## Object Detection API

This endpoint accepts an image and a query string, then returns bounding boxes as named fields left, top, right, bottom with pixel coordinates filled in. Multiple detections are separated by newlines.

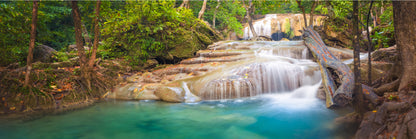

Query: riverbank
left=0, top=58, right=150, bottom=119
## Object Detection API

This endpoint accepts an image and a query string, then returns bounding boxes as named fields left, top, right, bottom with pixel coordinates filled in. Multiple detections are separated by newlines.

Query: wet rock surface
left=108, top=40, right=395, bottom=107
left=108, top=41, right=323, bottom=102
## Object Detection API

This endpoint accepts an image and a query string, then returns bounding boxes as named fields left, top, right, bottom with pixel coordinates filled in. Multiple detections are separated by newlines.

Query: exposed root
left=374, top=79, right=400, bottom=96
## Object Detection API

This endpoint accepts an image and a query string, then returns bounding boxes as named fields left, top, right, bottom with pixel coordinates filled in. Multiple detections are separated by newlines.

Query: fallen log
left=303, top=27, right=379, bottom=108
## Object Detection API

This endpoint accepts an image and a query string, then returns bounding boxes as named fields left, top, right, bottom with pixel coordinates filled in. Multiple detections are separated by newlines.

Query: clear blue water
left=0, top=85, right=345, bottom=139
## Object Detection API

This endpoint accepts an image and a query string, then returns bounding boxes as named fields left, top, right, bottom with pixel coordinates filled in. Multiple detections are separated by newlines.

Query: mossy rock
left=164, top=22, right=222, bottom=61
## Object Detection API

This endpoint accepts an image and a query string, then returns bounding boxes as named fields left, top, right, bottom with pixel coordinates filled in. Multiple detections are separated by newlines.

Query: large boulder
left=154, top=86, right=184, bottom=103
left=33, top=45, right=56, bottom=63
left=164, top=22, right=222, bottom=62
left=107, top=84, right=160, bottom=100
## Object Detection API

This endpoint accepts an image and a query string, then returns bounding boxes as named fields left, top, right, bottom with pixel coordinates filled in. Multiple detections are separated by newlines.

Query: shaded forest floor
left=0, top=58, right=160, bottom=120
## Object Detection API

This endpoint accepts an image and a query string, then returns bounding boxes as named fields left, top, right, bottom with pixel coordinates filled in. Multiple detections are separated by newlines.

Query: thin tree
left=295, top=0, right=308, bottom=27
left=242, top=0, right=257, bottom=38
left=179, top=0, right=189, bottom=9
left=71, top=1, right=89, bottom=89
left=352, top=0, right=366, bottom=116
left=212, top=0, right=221, bottom=28
left=392, top=1, right=416, bottom=92
left=71, top=1, right=101, bottom=91
left=366, top=1, right=374, bottom=85
left=24, top=1, right=39, bottom=87
left=198, top=0, right=208, bottom=20
left=309, top=0, right=317, bottom=27
left=88, top=0, right=101, bottom=69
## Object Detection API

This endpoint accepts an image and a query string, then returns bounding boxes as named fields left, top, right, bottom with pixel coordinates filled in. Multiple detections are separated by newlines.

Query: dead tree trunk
left=198, top=0, right=208, bottom=20
left=303, top=27, right=379, bottom=108
left=24, top=1, right=39, bottom=87
left=393, top=1, right=416, bottom=92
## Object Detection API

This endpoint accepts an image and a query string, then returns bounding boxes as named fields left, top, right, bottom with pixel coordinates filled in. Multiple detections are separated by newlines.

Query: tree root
left=374, top=79, right=400, bottom=96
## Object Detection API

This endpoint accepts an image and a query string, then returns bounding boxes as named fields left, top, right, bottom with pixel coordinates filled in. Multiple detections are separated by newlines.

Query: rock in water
left=154, top=86, right=184, bottom=103
left=33, top=45, right=56, bottom=63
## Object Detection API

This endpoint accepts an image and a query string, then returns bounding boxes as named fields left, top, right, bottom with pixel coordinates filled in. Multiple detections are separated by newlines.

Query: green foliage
left=331, top=1, right=352, bottom=18
left=371, top=4, right=394, bottom=49
left=101, top=1, right=217, bottom=65
left=283, top=18, right=294, bottom=39
left=0, top=1, right=32, bottom=66
left=0, top=1, right=74, bottom=66
left=188, top=1, right=245, bottom=36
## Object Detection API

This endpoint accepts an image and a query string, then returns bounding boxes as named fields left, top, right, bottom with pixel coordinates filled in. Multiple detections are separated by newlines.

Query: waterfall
left=243, top=14, right=276, bottom=39
left=242, top=14, right=325, bottom=41
left=199, top=41, right=321, bottom=100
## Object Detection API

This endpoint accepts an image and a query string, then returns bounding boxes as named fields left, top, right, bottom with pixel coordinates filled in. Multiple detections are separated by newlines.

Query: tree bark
left=393, top=1, right=416, bottom=92
left=243, top=0, right=257, bottom=38
left=198, top=0, right=208, bottom=20
left=88, top=0, right=100, bottom=69
left=352, top=1, right=367, bottom=116
left=367, top=1, right=374, bottom=85
left=303, top=27, right=379, bottom=108
left=212, top=0, right=220, bottom=28
left=81, top=22, right=92, bottom=49
left=24, top=1, right=39, bottom=87
left=296, top=0, right=308, bottom=27
left=71, top=1, right=89, bottom=89
left=179, top=0, right=189, bottom=9
left=309, top=0, right=317, bottom=27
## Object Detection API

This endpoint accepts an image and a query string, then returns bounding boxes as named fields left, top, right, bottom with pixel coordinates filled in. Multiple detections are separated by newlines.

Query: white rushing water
left=199, top=41, right=322, bottom=100
left=244, top=14, right=277, bottom=39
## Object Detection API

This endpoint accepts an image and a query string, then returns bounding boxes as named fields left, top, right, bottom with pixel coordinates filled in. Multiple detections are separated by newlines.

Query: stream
left=0, top=89, right=346, bottom=139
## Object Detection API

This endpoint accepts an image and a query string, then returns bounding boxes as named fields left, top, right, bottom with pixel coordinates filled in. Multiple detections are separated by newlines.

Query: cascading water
left=244, top=14, right=276, bottom=39
left=242, top=14, right=325, bottom=41
left=197, top=41, right=322, bottom=100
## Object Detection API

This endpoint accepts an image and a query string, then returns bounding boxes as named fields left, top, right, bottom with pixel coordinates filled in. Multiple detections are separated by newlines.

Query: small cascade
left=199, top=60, right=321, bottom=100
left=302, top=48, right=309, bottom=59
left=244, top=14, right=276, bottom=39
left=198, top=41, right=321, bottom=100
left=242, top=14, right=325, bottom=41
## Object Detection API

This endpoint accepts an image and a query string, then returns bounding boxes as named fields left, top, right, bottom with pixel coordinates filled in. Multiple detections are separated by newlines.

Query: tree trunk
left=81, top=22, right=92, bottom=49
left=71, top=1, right=90, bottom=89
left=393, top=1, right=416, bottom=92
left=198, top=0, right=208, bottom=20
left=367, top=1, right=374, bottom=85
left=212, top=0, right=220, bottom=28
left=352, top=1, right=367, bottom=116
left=243, top=0, right=257, bottom=38
left=309, top=1, right=317, bottom=27
left=371, top=11, right=376, bottom=28
left=180, top=0, right=189, bottom=9
left=88, top=0, right=100, bottom=69
left=303, top=28, right=379, bottom=108
left=24, top=1, right=39, bottom=87
left=296, top=0, right=308, bottom=27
